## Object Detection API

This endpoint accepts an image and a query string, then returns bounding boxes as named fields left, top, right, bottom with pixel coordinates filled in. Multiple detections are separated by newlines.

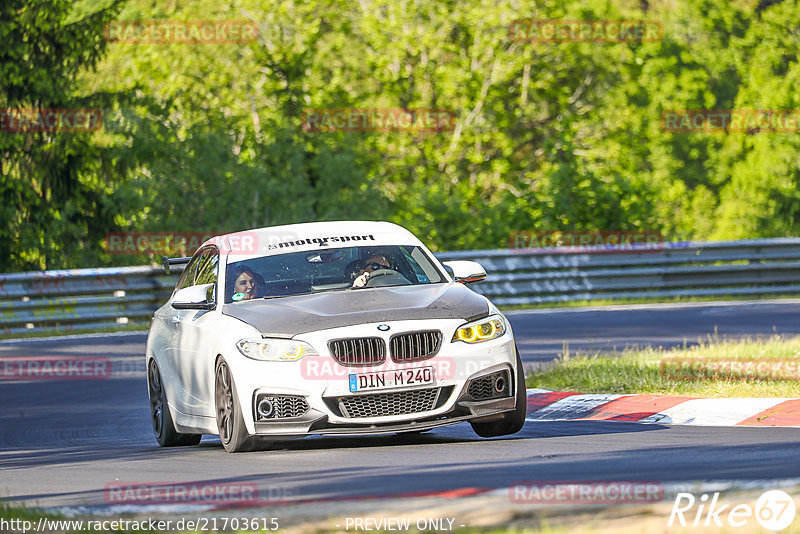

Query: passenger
left=229, top=266, right=265, bottom=300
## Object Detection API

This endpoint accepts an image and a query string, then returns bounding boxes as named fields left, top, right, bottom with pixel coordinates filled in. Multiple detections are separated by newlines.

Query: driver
left=351, top=254, right=391, bottom=288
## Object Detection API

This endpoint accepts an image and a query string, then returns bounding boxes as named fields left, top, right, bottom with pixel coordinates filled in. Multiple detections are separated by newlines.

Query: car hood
left=221, top=283, right=489, bottom=337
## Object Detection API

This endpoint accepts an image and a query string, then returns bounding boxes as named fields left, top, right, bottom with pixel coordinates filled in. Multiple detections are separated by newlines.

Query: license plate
left=349, top=366, right=434, bottom=392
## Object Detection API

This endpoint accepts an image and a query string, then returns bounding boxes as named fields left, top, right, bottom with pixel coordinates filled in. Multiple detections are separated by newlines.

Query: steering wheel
left=363, top=268, right=411, bottom=288
left=365, top=268, right=395, bottom=279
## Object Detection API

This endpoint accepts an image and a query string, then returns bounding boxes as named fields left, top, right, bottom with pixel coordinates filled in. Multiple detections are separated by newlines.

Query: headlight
left=236, top=338, right=318, bottom=361
left=452, top=315, right=507, bottom=343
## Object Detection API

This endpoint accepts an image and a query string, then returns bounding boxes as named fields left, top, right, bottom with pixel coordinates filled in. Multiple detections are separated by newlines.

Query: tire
left=470, top=347, right=527, bottom=438
left=215, top=358, right=260, bottom=453
left=147, top=359, right=202, bottom=447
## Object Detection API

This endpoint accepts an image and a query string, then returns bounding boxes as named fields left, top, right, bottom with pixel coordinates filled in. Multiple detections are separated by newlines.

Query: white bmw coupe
left=146, top=221, right=526, bottom=452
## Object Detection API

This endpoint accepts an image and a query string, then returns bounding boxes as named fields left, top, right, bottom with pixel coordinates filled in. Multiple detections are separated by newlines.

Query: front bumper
left=224, top=318, right=519, bottom=436
left=251, top=376, right=518, bottom=437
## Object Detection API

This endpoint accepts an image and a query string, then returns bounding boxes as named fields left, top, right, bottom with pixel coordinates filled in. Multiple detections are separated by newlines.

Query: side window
left=176, top=252, right=203, bottom=291
left=175, top=247, right=218, bottom=292
left=195, top=249, right=219, bottom=301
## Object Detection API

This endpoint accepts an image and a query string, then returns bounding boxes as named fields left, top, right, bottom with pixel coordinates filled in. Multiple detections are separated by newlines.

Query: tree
left=0, top=0, right=132, bottom=271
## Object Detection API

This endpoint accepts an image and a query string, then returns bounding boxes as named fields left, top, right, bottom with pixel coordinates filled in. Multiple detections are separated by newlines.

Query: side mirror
left=172, top=283, right=216, bottom=310
left=441, top=260, right=487, bottom=284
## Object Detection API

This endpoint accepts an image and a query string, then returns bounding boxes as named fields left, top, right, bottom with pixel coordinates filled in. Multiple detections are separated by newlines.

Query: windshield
left=224, top=245, right=445, bottom=303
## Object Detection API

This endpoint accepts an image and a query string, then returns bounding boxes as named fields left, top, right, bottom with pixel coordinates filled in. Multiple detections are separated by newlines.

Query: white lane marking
left=638, top=398, right=790, bottom=427
left=526, top=391, right=800, bottom=427
left=526, top=388, right=551, bottom=395
left=527, top=393, right=628, bottom=421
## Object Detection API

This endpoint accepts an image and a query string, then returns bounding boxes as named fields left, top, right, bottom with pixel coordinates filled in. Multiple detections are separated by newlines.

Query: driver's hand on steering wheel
left=352, top=271, right=371, bottom=288
left=351, top=255, right=390, bottom=288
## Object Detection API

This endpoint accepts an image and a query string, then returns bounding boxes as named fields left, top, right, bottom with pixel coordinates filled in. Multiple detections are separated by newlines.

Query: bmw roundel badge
left=377, top=324, right=390, bottom=331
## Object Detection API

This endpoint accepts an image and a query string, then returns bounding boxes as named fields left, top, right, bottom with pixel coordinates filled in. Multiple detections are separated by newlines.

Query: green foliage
left=0, top=0, right=131, bottom=271
left=2, top=0, right=800, bottom=271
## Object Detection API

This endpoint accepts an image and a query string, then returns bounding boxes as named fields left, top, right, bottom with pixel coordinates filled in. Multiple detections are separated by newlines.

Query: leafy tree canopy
left=2, top=0, right=799, bottom=271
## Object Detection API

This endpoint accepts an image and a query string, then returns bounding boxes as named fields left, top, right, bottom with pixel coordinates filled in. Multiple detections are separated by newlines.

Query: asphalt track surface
left=507, top=299, right=800, bottom=361
left=1, top=300, right=799, bottom=511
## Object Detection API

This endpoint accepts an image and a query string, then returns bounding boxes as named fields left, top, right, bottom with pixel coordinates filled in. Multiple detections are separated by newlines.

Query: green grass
left=0, top=501, right=45, bottom=522
left=526, top=335, right=800, bottom=397
left=0, top=502, right=177, bottom=534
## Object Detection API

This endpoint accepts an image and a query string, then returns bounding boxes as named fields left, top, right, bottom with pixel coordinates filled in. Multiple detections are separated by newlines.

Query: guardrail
left=438, top=238, right=800, bottom=306
left=2, top=238, right=799, bottom=335
left=0, top=266, right=179, bottom=335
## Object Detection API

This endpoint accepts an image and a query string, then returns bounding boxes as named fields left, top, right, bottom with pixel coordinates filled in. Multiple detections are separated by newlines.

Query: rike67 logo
left=669, top=490, right=796, bottom=531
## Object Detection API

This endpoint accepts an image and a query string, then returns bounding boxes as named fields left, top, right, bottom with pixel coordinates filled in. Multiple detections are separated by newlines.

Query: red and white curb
left=526, top=389, right=800, bottom=427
